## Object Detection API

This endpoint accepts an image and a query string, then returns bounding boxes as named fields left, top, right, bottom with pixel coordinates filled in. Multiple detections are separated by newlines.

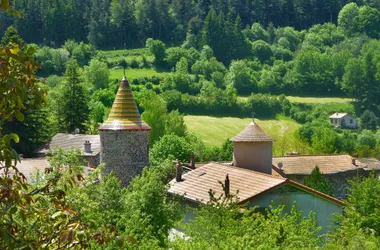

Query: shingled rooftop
left=33, top=133, right=101, bottom=157
left=168, top=162, right=343, bottom=205
left=272, top=154, right=368, bottom=175
left=230, top=121, right=275, bottom=142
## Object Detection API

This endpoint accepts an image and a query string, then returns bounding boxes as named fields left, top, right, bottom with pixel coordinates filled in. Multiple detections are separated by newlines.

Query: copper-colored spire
left=98, top=76, right=151, bottom=131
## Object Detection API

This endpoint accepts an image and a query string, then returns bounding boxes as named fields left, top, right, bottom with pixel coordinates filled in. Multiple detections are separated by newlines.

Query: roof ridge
left=209, top=162, right=286, bottom=180
left=273, top=154, right=351, bottom=158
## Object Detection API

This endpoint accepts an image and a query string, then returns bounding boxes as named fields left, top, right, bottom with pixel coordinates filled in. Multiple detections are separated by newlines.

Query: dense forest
left=1, top=0, right=379, bottom=49
left=1, top=1, right=380, bottom=160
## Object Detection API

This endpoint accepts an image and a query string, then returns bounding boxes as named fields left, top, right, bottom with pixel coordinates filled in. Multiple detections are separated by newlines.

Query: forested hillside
left=2, top=0, right=379, bottom=49
left=1, top=1, right=380, bottom=159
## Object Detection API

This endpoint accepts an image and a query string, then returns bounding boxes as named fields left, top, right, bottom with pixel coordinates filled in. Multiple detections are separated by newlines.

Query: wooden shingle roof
left=99, top=76, right=151, bottom=131
left=272, top=155, right=366, bottom=175
left=168, top=162, right=343, bottom=206
left=168, top=162, right=286, bottom=204
left=230, top=121, right=275, bottom=142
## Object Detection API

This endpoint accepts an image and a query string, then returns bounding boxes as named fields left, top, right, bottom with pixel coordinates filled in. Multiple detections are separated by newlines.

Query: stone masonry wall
left=100, top=130, right=149, bottom=186
left=287, top=169, right=368, bottom=199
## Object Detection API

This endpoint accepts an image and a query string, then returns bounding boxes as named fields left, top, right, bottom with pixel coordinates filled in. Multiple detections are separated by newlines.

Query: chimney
left=190, top=156, right=195, bottom=169
left=84, top=141, right=92, bottom=153
left=224, top=174, right=230, bottom=197
left=176, top=161, right=183, bottom=182
left=277, top=162, right=283, bottom=170
left=352, top=158, right=358, bottom=166
left=19, top=154, right=24, bottom=160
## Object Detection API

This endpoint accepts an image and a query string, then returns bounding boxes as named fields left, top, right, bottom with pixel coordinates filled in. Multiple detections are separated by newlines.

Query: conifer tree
left=61, top=59, right=89, bottom=133
left=303, top=166, right=335, bottom=196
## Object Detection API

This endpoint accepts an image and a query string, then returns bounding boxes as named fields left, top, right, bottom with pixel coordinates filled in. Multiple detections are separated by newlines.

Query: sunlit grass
left=109, top=68, right=167, bottom=81
left=184, top=114, right=310, bottom=155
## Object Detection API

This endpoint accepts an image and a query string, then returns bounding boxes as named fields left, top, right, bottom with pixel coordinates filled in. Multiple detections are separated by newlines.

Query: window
left=350, top=119, right=353, bottom=124
left=330, top=119, right=333, bottom=124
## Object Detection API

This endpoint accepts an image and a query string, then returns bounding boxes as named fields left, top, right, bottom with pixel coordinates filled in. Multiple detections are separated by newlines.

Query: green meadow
left=184, top=114, right=309, bottom=156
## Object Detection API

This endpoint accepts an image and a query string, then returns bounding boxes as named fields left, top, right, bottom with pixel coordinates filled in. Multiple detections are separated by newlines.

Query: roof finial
left=123, top=65, right=126, bottom=79
left=251, top=112, right=255, bottom=122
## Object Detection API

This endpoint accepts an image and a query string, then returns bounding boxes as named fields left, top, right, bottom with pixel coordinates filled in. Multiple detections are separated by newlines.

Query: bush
left=149, top=134, right=193, bottom=165
left=130, top=57, right=140, bottom=69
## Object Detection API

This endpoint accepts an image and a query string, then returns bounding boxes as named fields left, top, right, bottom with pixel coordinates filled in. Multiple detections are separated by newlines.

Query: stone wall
left=100, top=130, right=149, bottom=186
left=83, top=154, right=100, bottom=168
left=286, top=169, right=368, bottom=199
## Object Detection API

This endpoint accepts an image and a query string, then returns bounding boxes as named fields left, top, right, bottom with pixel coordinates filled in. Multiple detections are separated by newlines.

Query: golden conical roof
left=98, top=76, right=151, bottom=131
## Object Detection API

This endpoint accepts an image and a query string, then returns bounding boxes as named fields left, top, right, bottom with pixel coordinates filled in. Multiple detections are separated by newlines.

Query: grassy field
left=184, top=114, right=310, bottom=156
left=238, top=96, right=352, bottom=103
left=109, top=68, right=167, bottom=81
left=286, top=96, right=352, bottom=103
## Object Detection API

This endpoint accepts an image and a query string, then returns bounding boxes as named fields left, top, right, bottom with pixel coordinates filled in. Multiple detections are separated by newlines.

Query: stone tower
left=98, top=76, right=151, bottom=186
left=230, top=120, right=274, bottom=174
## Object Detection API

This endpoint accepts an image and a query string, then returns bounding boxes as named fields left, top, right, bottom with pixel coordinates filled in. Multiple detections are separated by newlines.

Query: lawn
left=238, top=96, right=352, bottom=103
left=109, top=68, right=167, bottom=81
left=184, top=115, right=309, bottom=156
left=286, top=96, right=352, bottom=103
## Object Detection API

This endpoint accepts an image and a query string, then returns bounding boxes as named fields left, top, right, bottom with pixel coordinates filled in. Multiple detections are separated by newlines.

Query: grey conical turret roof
left=230, top=121, right=275, bottom=142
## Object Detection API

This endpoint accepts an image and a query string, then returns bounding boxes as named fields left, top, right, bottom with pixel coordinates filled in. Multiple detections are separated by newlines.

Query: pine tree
left=1, top=25, right=25, bottom=46
left=61, top=59, right=89, bottom=133
left=303, top=166, right=335, bottom=196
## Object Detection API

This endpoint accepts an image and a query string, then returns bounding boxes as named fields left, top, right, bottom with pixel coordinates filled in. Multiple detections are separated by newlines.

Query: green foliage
left=0, top=43, right=45, bottom=121
left=61, top=59, right=89, bottom=133
left=84, top=59, right=110, bottom=90
left=326, top=172, right=380, bottom=248
left=251, top=40, right=273, bottom=63
left=357, top=130, right=377, bottom=148
left=303, top=166, right=335, bottom=196
left=141, top=90, right=187, bottom=146
left=360, top=110, right=378, bottom=131
left=150, top=134, right=193, bottom=165
left=146, top=38, right=166, bottom=67
left=172, top=189, right=321, bottom=249
left=338, top=3, right=360, bottom=37
left=141, top=90, right=169, bottom=145
left=1, top=25, right=24, bottom=46
left=118, top=164, right=181, bottom=248
left=226, top=60, right=257, bottom=95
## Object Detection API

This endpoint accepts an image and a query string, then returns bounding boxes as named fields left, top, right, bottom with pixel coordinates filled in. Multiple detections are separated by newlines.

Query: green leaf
left=10, top=133, right=19, bottom=143
left=52, top=211, right=62, bottom=219
left=1, top=0, right=9, bottom=11
left=14, top=110, right=24, bottom=121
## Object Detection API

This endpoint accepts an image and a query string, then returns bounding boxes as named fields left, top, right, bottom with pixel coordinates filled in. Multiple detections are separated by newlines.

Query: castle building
left=230, top=120, right=274, bottom=174
left=98, top=76, right=151, bottom=186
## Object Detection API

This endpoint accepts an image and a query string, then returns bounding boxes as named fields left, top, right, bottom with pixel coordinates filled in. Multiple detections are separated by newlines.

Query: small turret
left=230, top=120, right=274, bottom=174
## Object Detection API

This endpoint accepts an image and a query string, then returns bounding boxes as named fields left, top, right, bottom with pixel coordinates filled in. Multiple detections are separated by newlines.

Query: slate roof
left=168, top=162, right=343, bottom=205
left=329, top=113, right=349, bottom=119
left=33, top=133, right=100, bottom=156
left=99, top=76, right=151, bottom=131
left=230, top=121, right=275, bottom=142
left=272, top=155, right=366, bottom=175
left=359, top=157, right=380, bottom=170
left=1, top=158, right=49, bottom=181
